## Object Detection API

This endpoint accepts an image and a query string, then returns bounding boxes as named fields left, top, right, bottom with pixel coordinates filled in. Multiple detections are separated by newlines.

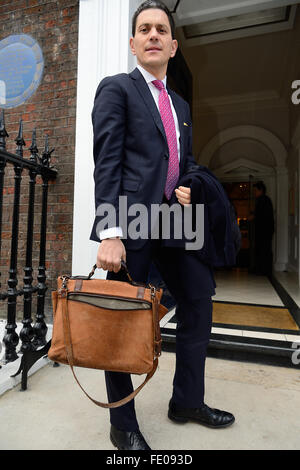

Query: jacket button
left=164, top=154, right=169, bottom=160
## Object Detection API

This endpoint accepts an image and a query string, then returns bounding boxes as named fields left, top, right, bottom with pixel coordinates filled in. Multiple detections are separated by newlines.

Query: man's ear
left=129, top=37, right=136, bottom=56
left=170, top=39, right=178, bottom=58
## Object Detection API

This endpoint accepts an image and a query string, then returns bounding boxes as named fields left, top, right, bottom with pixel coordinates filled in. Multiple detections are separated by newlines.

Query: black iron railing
left=0, top=110, right=57, bottom=387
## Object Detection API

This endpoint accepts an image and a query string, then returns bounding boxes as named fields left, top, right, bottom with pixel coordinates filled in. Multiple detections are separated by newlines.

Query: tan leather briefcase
left=48, top=262, right=168, bottom=408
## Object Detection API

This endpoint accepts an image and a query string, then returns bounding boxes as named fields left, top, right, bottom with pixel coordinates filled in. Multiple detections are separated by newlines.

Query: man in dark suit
left=90, top=0, right=235, bottom=450
left=251, top=181, right=274, bottom=276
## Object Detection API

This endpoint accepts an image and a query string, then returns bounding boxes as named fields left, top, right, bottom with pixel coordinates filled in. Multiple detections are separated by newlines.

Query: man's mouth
left=146, top=47, right=161, bottom=52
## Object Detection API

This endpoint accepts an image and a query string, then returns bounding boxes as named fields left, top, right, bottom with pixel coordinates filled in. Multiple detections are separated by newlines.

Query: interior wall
left=288, top=10, right=300, bottom=273
left=177, top=6, right=300, bottom=272
left=179, top=29, right=292, bottom=160
left=193, top=108, right=289, bottom=162
left=287, top=147, right=300, bottom=271
left=290, top=8, right=300, bottom=140
left=210, top=139, right=276, bottom=170
left=177, top=7, right=300, bottom=161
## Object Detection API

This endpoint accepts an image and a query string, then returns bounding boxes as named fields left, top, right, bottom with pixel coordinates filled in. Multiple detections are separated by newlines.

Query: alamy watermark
left=96, top=196, right=204, bottom=250
left=291, top=80, right=300, bottom=105
left=291, top=341, right=300, bottom=365
left=0, top=80, right=6, bottom=105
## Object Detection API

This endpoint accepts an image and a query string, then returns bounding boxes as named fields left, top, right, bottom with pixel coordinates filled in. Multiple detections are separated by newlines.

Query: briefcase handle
left=88, top=261, right=148, bottom=288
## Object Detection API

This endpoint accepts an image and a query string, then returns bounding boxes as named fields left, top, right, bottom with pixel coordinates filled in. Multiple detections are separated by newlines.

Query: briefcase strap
left=60, top=291, right=159, bottom=409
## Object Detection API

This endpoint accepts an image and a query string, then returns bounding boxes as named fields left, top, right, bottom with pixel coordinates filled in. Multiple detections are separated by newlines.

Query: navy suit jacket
left=89, top=66, right=196, bottom=250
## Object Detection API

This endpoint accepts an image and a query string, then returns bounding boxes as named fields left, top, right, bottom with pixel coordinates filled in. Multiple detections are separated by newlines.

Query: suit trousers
left=105, top=238, right=214, bottom=432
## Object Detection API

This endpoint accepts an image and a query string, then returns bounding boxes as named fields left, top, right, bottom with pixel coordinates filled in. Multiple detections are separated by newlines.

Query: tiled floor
left=213, top=269, right=283, bottom=306
left=160, top=269, right=300, bottom=344
left=274, top=271, right=300, bottom=308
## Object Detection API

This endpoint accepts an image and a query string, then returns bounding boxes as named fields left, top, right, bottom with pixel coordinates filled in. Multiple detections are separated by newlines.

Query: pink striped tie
left=152, top=80, right=179, bottom=200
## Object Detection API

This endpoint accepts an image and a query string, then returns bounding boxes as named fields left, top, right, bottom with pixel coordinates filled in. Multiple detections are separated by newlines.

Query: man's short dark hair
left=132, top=0, right=176, bottom=39
left=253, top=181, right=266, bottom=194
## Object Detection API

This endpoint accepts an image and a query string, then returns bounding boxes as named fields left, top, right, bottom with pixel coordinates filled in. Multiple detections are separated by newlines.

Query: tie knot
left=152, top=80, right=165, bottom=91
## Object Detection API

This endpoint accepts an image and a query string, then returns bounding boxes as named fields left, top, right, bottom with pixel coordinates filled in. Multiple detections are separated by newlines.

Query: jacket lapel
left=130, top=67, right=167, bottom=145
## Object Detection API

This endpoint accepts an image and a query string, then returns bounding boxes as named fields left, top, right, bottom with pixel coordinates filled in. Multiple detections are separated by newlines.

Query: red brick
left=23, top=5, right=42, bottom=15
left=62, top=16, right=72, bottom=25
left=23, top=25, right=32, bottom=33
left=2, top=233, right=11, bottom=240
left=45, top=19, right=56, bottom=29
left=0, top=0, right=79, bottom=315
left=21, top=113, right=31, bottom=122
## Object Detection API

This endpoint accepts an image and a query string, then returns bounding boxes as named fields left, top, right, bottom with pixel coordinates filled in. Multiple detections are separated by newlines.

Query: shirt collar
left=137, top=64, right=167, bottom=88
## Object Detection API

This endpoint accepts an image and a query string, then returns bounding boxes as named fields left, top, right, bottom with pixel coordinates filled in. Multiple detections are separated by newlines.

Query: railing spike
left=41, top=134, right=54, bottom=168
left=0, top=109, right=9, bottom=150
left=29, top=128, right=38, bottom=163
left=15, top=118, right=26, bottom=158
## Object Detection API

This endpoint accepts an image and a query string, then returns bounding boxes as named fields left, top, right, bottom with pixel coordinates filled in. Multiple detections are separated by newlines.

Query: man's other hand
left=97, top=238, right=126, bottom=273
left=175, top=186, right=191, bottom=205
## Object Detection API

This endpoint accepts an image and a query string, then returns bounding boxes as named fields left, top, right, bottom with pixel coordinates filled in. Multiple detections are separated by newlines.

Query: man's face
left=130, top=8, right=178, bottom=71
left=254, top=187, right=263, bottom=198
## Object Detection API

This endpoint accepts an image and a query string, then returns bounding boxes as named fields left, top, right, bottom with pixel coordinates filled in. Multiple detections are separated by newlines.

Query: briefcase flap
left=58, top=277, right=160, bottom=305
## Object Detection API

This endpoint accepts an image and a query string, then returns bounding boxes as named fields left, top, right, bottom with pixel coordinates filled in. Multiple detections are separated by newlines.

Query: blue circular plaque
left=0, top=34, right=44, bottom=109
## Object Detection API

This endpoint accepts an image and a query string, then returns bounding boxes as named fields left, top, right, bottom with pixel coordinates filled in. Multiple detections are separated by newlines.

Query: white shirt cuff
left=99, top=227, right=123, bottom=240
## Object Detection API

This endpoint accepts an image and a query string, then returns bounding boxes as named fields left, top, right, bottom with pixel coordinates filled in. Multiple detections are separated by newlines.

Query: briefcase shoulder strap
left=60, top=291, right=159, bottom=409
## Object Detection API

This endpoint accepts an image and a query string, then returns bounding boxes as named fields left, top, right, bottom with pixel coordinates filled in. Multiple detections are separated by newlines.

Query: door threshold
left=161, top=328, right=300, bottom=369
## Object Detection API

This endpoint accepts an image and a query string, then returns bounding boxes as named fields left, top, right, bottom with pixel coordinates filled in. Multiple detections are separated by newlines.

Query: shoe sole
left=168, top=410, right=235, bottom=428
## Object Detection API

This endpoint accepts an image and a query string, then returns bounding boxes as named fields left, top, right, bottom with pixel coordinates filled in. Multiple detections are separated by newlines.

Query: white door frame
left=72, top=0, right=142, bottom=277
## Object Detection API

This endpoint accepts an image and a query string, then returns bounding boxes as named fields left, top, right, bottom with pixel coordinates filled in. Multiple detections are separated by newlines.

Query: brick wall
left=0, top=0, right=79, bottom=321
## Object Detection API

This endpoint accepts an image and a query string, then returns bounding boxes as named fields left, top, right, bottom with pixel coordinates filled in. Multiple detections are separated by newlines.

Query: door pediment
left=214, top=157, right=275, bottom=180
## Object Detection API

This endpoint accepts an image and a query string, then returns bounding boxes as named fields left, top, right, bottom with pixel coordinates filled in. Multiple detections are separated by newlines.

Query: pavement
left=0, top=351, right=299, bottom=450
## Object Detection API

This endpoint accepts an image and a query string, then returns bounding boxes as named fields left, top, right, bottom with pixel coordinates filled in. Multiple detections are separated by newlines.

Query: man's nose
left=149, top=27, right=159, bottom=40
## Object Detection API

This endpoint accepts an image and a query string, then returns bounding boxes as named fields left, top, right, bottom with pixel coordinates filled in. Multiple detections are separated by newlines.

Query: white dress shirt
left=136, top=64, right=181, bottom=161
left=99, top=64, right=181, bottom=241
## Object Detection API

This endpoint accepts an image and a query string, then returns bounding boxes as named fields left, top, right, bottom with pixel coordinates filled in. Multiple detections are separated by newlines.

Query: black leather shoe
left=168, top=399, right=235, bottom=428
left=110, top=425, right=151, bottom=450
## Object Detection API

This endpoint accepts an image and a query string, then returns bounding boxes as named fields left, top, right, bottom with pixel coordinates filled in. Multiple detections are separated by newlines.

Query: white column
left=72, top=0, right=142, bottom=277
left=274, top=166, right=289, bottom=271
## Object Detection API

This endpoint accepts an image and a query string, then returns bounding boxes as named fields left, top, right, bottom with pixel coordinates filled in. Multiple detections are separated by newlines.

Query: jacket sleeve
left=183, top=102, right=197, bottom=174
left=90, top=76, right=126, bottom=242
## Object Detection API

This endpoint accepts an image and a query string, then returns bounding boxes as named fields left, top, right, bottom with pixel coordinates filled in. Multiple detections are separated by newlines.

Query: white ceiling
left=163, top=0, right=300, bottom=26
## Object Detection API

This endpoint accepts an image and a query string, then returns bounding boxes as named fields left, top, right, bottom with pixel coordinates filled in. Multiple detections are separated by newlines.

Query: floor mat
left=212, top=301, right=299, bottom=330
